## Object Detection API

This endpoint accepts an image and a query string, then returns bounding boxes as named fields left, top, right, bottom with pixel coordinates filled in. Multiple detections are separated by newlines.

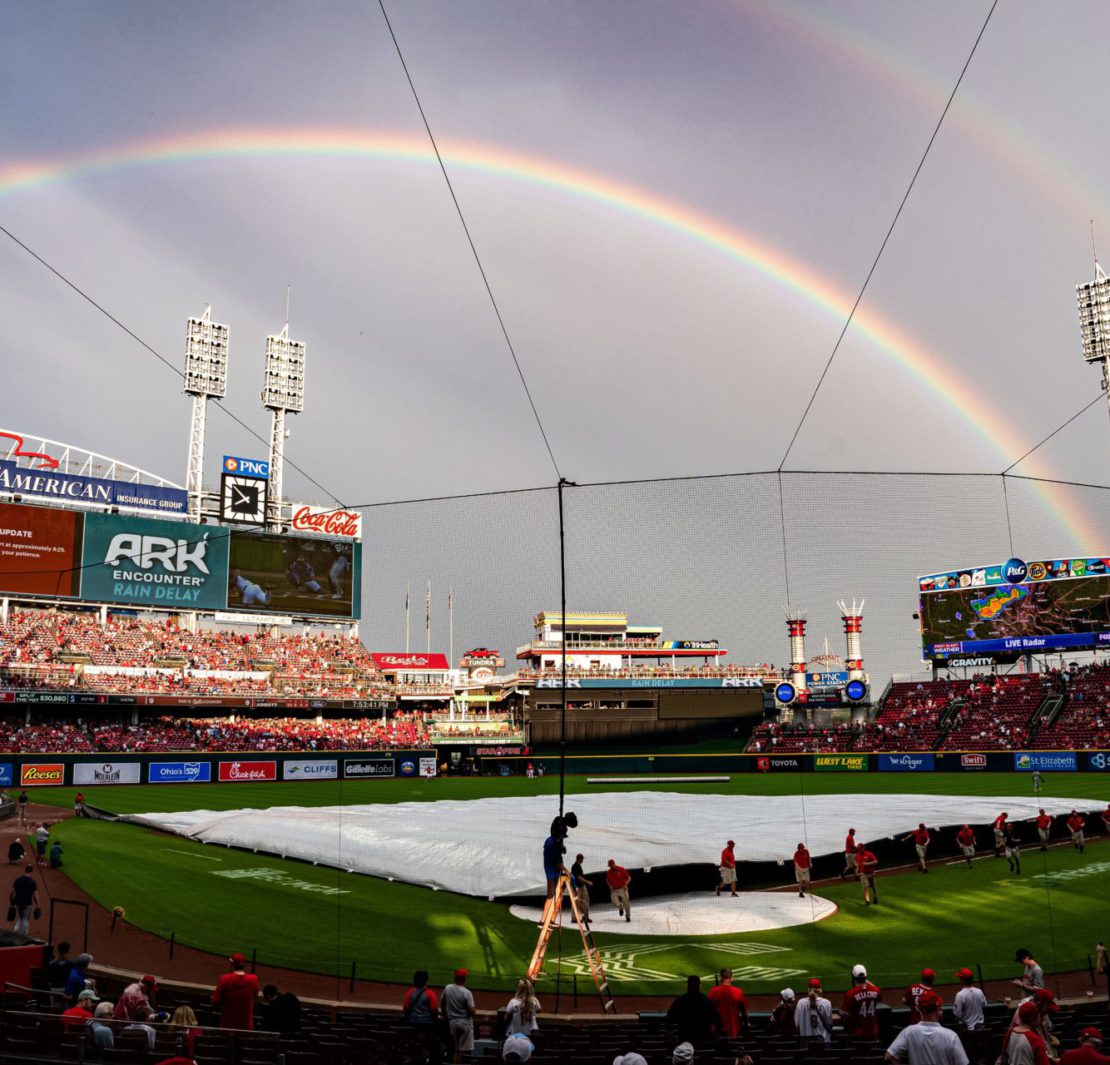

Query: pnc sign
left=222, top=455, right=270, bottom=479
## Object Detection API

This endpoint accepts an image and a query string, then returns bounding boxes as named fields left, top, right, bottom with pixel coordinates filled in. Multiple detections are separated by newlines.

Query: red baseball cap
left=918, top=991, right=941, bottom=1010
left=848, top=827, right=855, bottom=833
left=921, top=968, right=935, bottom=979
left=141, top=975, right=157, bottom=987
left=1034, top=989, right=1059, bottom=1011
left=727, top=840, right=735, bottom=847
left=956, top=968, right=974, bottom=980
left=454, top=968, right=468, bottom=979
left=808, top=978, right=822, bottom=988
left=1018, top=1001, right=1039, bottom=1023
left=229, top=953, right=245, bottom=964
left=607, top=859, right=615, bottom=866
left=1081, top=1027, right=1103, bottom=1041
left=918, top=823, right=926, bottom=830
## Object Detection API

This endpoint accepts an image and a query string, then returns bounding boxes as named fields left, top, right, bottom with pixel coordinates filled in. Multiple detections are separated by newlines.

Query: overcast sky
left=5, top=2, right=1110, bottom=679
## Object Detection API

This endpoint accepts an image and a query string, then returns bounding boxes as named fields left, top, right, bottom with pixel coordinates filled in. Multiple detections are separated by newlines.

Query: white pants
left=13, top=906, right=30, bottom=935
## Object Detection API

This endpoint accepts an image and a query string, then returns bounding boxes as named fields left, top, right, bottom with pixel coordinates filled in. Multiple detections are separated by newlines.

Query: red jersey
left=707, top=983, right=747, bottom=1038
left=844, top=833, right=856, bottom=854
left=912, top=828, right=929, bottom=846
left=841, top=983, right=882, bottom=1040
left=1068, top=814, right=1086, bottom=833
left=856, top=849, right=878, bottom=874
left=793, top=847, right=811, bottom=870
left=1101, top=808, right=1110, bottom=828
left=993, top=814, right=1008, bottom=830
left=1060, top=1043, right=1110, bottom=1064
left=606, top=865, right=630, bottom=890
left=1035, top=813, right=1052, bottom=831
left=957, top=827, right=975, bottom=847
left=720, top=847, right=736, bottom=869
left=1007, top=1028, right=1051, bottom=1065
left=902, top=983, right=938, bottom=1024
left=212, top=970, right=261, bottom=1030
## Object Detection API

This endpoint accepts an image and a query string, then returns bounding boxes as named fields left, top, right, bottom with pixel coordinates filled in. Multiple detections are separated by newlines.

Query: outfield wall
left=0, top=749, right=435, bottom=788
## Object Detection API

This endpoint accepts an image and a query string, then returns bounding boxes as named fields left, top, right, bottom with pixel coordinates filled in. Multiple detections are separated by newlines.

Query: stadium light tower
left=183, top=306, right=229, bottom=521
left=1076, top=259, right=1110, bottom=426
left=261, top=311, right=306, bottom=531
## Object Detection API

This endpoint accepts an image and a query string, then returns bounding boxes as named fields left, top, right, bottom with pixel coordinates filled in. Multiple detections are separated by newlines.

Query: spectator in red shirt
left=1035, top=810, right=1052, bottom=851
left=1003, top=1000, right=1051, bottom=1065
left=856, top=844, right=879, bottom=906
left=792, top=843, right=811, bottom=898
left=1068, top=811, right=1086, bottom=853
left=1061, top=1027, right=1110, bottom=1064
left=606, top=859, right=632, bottom=922
left=841, top=828, right=857, bottom=879
left=957, top=824, right=977, bottom=868
left=61, top=989, right=99, bottom=1029
left=903, top=969, right=939, bottom=1024
left=403, top=970, right=439, bottom=1028
left=901, top=823, right=930, bottom=873
left=212, top=952, right=261, bottom=1030
left=842, top=963, right=882, bottom=1042
left=716, top=840, right=738, bottom=898
left=707, top=968, right=748, bottom=1037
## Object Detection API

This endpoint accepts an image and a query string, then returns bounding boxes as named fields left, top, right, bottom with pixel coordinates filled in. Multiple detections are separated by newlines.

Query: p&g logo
left=1003, top=558, right=1027, bottom=584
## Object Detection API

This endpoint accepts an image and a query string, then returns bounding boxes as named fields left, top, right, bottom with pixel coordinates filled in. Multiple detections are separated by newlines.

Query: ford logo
left=1003, top=557, right=1027, bottom=584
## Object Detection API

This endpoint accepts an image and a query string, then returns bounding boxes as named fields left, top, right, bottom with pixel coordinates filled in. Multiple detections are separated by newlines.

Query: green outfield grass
left=22, top=772, right=1110, bottom=998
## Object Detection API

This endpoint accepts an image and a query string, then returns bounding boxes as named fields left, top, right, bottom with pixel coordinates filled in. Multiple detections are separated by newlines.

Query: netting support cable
left=1001, top=392, right=1105, bottom=474
left=777, top=0, right=998, bottom=471
left=776, top=471, right=792, bottom=608
left=1001, top=475, right=1015, bottom=557
left=376, top=0, right=561, bottom=480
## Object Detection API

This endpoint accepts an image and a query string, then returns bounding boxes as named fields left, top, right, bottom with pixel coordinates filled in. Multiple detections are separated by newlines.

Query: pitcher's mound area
left=508, top=890, right=836, bottom=935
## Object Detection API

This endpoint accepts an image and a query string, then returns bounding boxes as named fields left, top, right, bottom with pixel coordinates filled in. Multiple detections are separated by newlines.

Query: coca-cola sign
left=372, top=653, right=450, bottom=671
left=290, top=505, right=362, bottom=539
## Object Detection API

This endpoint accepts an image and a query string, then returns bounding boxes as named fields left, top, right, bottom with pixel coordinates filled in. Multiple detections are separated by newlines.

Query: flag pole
left=449, top=585, right=454, bottom=666
left=426, top=577, right=431, bottom=654
left=405, top=585, right=410, bottom=654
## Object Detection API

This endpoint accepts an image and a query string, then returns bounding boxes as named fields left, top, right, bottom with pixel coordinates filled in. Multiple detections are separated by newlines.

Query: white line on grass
left=167, top=849, right=222, bottom=862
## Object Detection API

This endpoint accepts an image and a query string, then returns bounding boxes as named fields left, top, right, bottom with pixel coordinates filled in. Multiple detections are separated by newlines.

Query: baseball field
left=24, top=772, right=1110, bottom=998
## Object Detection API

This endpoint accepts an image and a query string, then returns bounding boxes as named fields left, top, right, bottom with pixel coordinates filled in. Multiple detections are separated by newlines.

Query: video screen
left=920, top=575, right=1110, bottom=651
left=0, top=502, right=83, bottom=598
left=227, top=532, right=357, bottom=618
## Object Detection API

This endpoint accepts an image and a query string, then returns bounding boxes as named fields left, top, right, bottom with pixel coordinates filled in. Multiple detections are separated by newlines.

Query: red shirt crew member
left=793, top=843, right=811, bottom=898
left=903, top=823, right=930, bottom=873
left=957, top=824, right=976, bottom=867
left=717, top=840, right=738, bottom=898
left=856, top=844, right=879, bottom=905
left=212, top=953, right=261, bottom=1030
left=606, top=859, right=632, bottom=922
left=842, top=964, right=882, bottom=1041
left=993, top=812, right=1009, bottom=853
left=1068, top=811, right=1087, bottom=853
left=842, top=828, right=858, bottom=877
left=1035, top=810, right=1052, bottom=851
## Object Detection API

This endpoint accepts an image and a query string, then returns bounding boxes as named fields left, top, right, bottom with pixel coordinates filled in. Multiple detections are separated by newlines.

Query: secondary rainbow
left=0, top=127, right=1098, bottom=547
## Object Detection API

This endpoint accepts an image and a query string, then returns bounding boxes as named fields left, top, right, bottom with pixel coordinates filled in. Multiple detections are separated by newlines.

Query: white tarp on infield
left=128, top=792, right=1100, bottom=898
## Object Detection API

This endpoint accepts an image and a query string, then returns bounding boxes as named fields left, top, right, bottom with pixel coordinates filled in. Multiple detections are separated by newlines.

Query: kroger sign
left=878, top=753, right=935, bottom=772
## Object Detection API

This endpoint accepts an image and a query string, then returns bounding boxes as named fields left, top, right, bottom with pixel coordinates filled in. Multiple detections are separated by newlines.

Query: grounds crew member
left=902, top=823, right=930, bottom=873
left=717, top=839, right=738, bottom=898
left=793, top=842, right=811, bottom=898
left=606, top=858, right=632, bottom=922
left=570, top=852, right=592, bottom=930
left=957, top=824, right=977, bottom=868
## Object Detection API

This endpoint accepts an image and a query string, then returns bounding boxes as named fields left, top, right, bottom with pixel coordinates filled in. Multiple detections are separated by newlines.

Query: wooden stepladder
left=527, top=872, right=615, bottom=1012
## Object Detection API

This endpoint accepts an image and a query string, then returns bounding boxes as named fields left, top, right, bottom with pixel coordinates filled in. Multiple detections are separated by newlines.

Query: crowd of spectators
left=0, top=712, right=431, bottom=752
left=748, top=664, right=1110, bottom=754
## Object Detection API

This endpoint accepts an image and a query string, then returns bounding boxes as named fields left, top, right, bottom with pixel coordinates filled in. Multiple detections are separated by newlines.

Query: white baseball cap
left=852, top=964, right=867, bottom=978
left=503, top=1035, right=533, bottom=1062
left=780, top=988, right=795, bottom=1001
left=613, top=1055, right=649, bottom=1065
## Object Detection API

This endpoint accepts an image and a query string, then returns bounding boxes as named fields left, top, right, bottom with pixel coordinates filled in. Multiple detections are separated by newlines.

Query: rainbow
left=0, top=126, right=1099, bottom=547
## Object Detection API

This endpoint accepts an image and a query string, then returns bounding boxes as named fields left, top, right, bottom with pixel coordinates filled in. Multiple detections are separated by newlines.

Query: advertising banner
left=81, top=513, right=230, bottom=609
left=289, top=504, right=362, bottom=539
left=399, top=759, right=418, bottom=777
left=73, top=762, right=141, bottom=786
left=755, top=755, right=807, bottom=772
left=218, top=760, right=278, bottom=782
left=344, top=758, right=395, bottom=778
left=21, top=763, right=64, bottom=786
left=814, top=753, right=869, bottom=772
left=149, top=761, right=212, bottom=784
left=0, top=458, right=187, bottom=515
left=372, top=653, right=450, bottom=671
left=0, top=501, right=83, bottom=598
left=282, top=759, right=339, bottom=780
left=419, top=757, right=437, bottom=778
left=534, top=676, right=762, bottom=689
left=228, top=531, right=359, bottom=619
left=1087, top=752, right=1110, bottom=770
left=878, top=753, right=936, bottom=772
left=1014, top=751, right=1077, bottom=772
left=0, top=764, right=12, bottom=787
